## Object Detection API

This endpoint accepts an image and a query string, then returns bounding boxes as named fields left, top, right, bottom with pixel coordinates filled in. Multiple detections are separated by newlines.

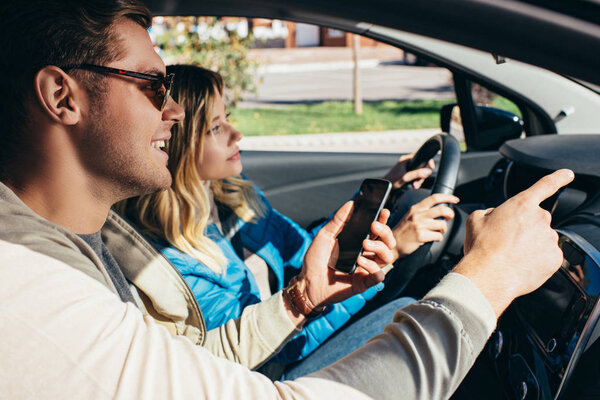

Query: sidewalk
left=247, top=46, right=406, bottom=73
left=238, top=129, right=438, bottom=153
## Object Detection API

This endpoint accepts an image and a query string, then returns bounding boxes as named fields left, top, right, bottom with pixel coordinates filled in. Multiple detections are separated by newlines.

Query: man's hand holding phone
left=295, top=200, right=396, bottom=312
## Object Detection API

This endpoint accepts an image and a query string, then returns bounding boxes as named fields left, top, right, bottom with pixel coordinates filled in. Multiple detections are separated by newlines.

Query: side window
left=447, top=81, right=524, bottom=152
left=446, top=106, right=466, bottom=151
left=229, top=23, right=456, bottom=154
left=471, top=83, right=522, bottom=118
left=151, top=17, right=457, bottom=155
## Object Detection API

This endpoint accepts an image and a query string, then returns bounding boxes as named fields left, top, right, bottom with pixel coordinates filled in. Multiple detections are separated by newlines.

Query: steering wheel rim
left=376, top=134, right=461, bottom=304
left=407, top=133, right=461, bottom=194
left=386, top=134, right=461, bottom=213
left=399, top=133, right=461, bottom=258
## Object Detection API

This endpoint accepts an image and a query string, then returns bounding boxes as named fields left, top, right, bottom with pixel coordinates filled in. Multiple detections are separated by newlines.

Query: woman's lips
left=227, top=151, right=241, bottom=161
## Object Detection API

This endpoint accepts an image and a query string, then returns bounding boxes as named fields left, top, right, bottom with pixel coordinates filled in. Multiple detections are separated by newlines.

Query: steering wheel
left=378, top=133, right=461, bottom=302
left=386, top=133, right=461, bottom=209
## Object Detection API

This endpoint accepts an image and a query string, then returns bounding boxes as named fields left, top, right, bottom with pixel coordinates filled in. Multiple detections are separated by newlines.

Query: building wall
left=249, top=18, right=382, bottom=48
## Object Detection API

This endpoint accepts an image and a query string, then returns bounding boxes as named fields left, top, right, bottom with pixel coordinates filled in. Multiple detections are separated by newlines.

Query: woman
left=119, top=65, right=457, bottom=379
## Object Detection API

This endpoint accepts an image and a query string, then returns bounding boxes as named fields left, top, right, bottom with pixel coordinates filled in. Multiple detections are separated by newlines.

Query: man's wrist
left=281, top=286, right=307, bottom=328
left=391, top=247, right=402, bottom=262
left=452, top=254, right=514, bottom=318
left=283, top=277, right=326, bottom=318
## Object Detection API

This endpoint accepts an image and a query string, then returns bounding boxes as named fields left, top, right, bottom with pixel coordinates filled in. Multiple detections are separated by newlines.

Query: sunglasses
left=61, top=64, right=174, bottom=111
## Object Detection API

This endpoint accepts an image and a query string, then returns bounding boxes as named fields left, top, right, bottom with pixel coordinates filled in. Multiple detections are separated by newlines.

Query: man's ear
left=33, top=66, right=83, bottom=126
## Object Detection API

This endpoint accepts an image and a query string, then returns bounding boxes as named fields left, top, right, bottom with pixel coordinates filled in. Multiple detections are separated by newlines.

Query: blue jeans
left=279, top=296, right=416, bottom=380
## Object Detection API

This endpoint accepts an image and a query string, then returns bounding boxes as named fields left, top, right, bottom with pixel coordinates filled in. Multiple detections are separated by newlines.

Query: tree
left=152, top=17, right=259, bottom=107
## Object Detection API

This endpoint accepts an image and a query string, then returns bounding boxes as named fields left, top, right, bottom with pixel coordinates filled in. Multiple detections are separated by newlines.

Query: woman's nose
left=229, top=124, right=243, bottom=143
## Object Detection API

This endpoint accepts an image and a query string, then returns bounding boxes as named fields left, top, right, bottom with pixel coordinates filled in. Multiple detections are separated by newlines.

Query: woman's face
left=197, top=88, right=243, bottom=180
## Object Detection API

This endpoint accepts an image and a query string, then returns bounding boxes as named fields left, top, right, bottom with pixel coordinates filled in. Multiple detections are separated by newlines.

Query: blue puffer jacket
left=156, top=185, right=383, bottom=364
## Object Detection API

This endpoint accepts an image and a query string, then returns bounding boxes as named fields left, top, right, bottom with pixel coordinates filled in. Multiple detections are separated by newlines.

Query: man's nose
left=163, top=96, right=185, bottom=123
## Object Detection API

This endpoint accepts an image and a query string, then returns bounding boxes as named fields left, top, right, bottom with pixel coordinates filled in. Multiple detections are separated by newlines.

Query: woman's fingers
left=414, top=193, right=459, bottom=210
left=402, top=168, right=433, bottom=185
left=357, top=255, right=383, bottom=272
left=370, top=220, right=396, bottom=250
left=362, top=239, right=395, bottom=265
left=420, top=218, right=448, bottom=233
left=377, top=208, right=390, bottom=225
left=355, top=256, right=386, bottom=291
left=416, top=230, right=445, bottom=243
left=423, top=204, right=455, bottom=221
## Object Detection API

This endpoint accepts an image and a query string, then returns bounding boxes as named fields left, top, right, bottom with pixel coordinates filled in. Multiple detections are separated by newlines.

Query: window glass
left=471, top=83, right=522, bottom=118
left=151, top=17, right=457, bottom=154
left=448, top=82, right=524, bottom=152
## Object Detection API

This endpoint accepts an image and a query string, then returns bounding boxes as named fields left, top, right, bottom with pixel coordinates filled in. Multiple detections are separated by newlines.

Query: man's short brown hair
left=0, top=0, right=153, bottom=176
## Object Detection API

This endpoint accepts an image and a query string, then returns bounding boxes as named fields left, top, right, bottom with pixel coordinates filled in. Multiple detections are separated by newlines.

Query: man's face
left=79, top=19, right=184, bottom=200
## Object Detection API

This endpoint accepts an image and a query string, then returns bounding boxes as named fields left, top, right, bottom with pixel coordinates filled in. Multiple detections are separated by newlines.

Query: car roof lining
left=145, top=0, right=600, bottom=86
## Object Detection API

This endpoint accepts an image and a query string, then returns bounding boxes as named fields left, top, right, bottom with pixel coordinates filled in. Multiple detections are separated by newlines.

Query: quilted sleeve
left=161, top=247, right=260, bottom=331
left=273, top=283, right=383, bottom=363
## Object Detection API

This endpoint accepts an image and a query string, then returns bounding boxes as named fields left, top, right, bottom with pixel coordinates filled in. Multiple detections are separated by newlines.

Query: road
left=240, top=64, right=454, bottom=106
left=237, top=62, right=453, bottom=153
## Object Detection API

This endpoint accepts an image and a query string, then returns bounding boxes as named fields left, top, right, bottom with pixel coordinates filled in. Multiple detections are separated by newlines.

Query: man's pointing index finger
left=517, top=169, right=574, bottom=205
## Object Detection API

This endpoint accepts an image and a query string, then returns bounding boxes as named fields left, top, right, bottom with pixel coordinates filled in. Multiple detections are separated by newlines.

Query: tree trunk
left=352, top=34, right=363, bottom=115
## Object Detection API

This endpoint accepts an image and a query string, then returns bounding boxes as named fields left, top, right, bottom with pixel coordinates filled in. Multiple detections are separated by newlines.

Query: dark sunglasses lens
left=154, top=84, right=166, bottom=110
left=161, top=74, right=174, bottom=110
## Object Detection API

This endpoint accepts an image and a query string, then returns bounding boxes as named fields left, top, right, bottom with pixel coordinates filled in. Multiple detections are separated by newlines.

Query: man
left=0, top=0, right=399, bottom=372
left=0, top=1, right=573, bottom=399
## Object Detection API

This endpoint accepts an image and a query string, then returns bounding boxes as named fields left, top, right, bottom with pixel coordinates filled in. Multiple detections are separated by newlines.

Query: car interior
left=147, top=1, right=600, bottom=398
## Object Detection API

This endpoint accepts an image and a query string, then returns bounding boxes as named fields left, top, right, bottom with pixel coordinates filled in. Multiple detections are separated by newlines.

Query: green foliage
left=153, top=17, right=259, bottom=106
left=491, top=96, right=522, bottom=117
left=230, top=99, right=454, bottom=136
left=472, top=82, right=522, bottom=117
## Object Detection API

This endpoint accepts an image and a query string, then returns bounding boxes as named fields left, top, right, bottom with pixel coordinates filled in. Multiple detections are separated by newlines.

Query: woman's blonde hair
left=117, top=65, right=263, bottom=273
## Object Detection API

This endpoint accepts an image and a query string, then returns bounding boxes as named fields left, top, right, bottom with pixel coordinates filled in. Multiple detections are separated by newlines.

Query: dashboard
left=490, top=230, right=600, bottom=400
left=471, top=135, right=600, bottom=400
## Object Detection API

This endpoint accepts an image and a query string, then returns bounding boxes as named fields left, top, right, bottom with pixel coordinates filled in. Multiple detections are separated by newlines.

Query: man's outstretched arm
left=0, top=239, right=490, bottom=400
left=0, top=170, right=573, bottom=400
left=312, top=169, right=574, bottom=399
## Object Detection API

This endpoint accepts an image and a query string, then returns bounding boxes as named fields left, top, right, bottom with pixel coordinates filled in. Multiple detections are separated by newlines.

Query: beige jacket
left=0, top=239, right=496, bottom=399
left=0, top=182, right=497, bottom=399
left=0, top=183, right=298, bottom=369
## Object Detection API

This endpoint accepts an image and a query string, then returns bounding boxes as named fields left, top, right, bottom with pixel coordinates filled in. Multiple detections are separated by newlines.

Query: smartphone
left=334, top=178, right=392, bottom=274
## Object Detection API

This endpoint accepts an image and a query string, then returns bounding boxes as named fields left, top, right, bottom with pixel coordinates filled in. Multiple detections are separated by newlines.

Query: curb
left=239, top=129, right=438, bottom=153
left=258, top=59, right=382, bottom=74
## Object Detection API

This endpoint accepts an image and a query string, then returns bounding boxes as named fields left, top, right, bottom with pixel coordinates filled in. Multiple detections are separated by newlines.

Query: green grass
left=491, top=96, right=522, bottom=118
left=230, top=99, right=454, bottom=136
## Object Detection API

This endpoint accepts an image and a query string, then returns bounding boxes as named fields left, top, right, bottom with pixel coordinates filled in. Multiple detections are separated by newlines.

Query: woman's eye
left=209, top=125, right=221, bottom=135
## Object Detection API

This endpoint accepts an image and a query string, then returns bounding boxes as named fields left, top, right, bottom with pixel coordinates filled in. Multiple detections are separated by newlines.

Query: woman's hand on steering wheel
left=391, top=193, right=459, bottom=260
left=383, top=153, right=436, bottom=189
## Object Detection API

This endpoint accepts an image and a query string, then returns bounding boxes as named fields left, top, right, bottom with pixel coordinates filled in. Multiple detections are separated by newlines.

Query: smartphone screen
left=334, top=178, right=392, bottom=274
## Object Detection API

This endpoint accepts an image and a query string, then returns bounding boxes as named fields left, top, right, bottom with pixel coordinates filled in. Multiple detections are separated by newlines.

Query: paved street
left=238, top=47, right=453, bottom=153
left=242, top=64, right=454, bottom=106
